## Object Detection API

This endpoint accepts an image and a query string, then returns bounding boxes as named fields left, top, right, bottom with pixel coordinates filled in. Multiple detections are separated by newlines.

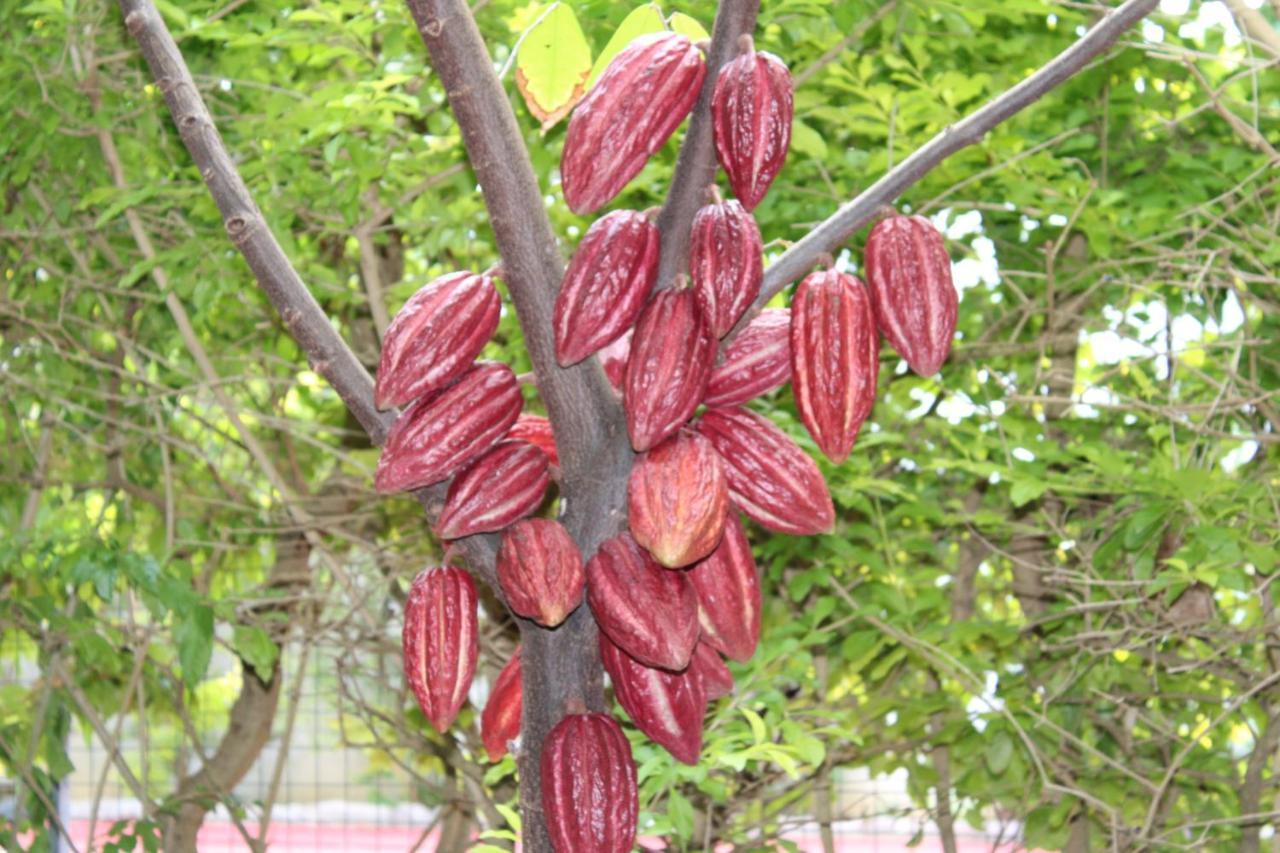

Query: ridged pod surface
left=690, top=200, right=763, bottom=337
left=628, top=430, right=728, bottom=568
left=704, top=308, right=791, bottom=407
left=692, top=641, right=734, bottom=700
left=586, top=532, right=699, bottom=671
left=374, top=363, right=522, bottom=494
left=434, top=441, right=550, bottom=539
left=599, top=633, right=707, bottom=765
left=790, top=270, right=879, bottom=463
left=864, top=214, right=958, bottom=377
left=562, top=34, right=706, bottom=214
left=554, top=210, right=660, bottom=365
left=507, top=414, right=559, bottom=471
left=541, top=713, right=638, bottom=853
left=712, top=44, right=793, bottom=211
left=374, top=271, right=501, bottom=410
left=623, top=288, right=716, bottom=452
left=688, top=513, right=761, bottom=661
left=402, top=567, right=477, bottom=732
left=480, top=649, right=521, bottom=762
left=497, top=519, right=585, bottom=629
left=696, top=407, right=834, bottom=535
left=598, top=330, right=632, bottom=391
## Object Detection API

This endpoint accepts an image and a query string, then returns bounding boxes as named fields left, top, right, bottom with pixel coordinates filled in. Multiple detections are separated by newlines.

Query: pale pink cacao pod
left=434, top=441, right=550, bottom=539
left=600, top=633, right=707, bottom=765
left=704, top=308, right=791, bottom=407
left=864, top=214, right=958, bottom=376
left=712, top=43, right=793, bottom=211
left=696, top=406, right=834, bottom=535
left=690, top=199, right=763, bottom=337
left=688, top=513, right=761, bottom=662
left=562, top=34, right=706, bottom=214
left=374, top=363, right=522, bottom=494
left=586, top=532, right=699, bottom=671
left=541, top=713, right=638, bottom=853
left=481, top=648, right=522, bottom=762
left=623, top=288, right=716, bottom=452
left=598, top=329, right=632, bottom=391
left=507, top=413, right=559, bottom=471
left=691, top=640, right=734, bottom=700
left=497, top=519, right=585, bottom=629
left=554, top=210, right=660, bottom=366
left=628, top=430, right=728, bottom=568
left=375, top=271, right=500, bottom=410
left=790, top=270, right=879, bottom=463
left=402, top=567, right=477, bottom=732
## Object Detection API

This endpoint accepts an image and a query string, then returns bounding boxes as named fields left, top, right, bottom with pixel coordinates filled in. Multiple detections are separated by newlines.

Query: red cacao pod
left=541, top=713, right=638, bottom=853
left=598, top=329, right=632, bottom=391
left=562, top=34, right=706, bottom=214
left=628, top=430, right=728, bottom=568
left=554, top=210, right=660, bottom=366
left=688, top=513, right=760, bottom=662
left=696, top=406, right=834, bottom=535
left=864, top=214, right=958, bottom=377
left=712, top=42, right=793, bottom=211
left=375, top=271, right=501, bottom=410
left=691, top=640, right=734, bottom=701
left=402, top=567, right=477, bottom=732
left=434, top=441, right=550, bottom=539
left=690, top=199, right=763, bottom=337
left=586, top=532, right=699, bottom=671
left=599, top=633, right=706, bottom=765
left=497, top=519, right=585, bottom=629
left=623, top=287, right=716, bottom=452
left=374, top=363, right=522, bottom=494
left=704, top=308, right=791, bottom=407
left=790, top=270, right=879, bottom=463
left=481, top=648, right=521, bottom=762
left=507, top=413, right=559, bottom=471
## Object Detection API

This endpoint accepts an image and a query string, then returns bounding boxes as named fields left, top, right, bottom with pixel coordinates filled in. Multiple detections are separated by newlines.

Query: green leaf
left=985, top=731, right=1015, bottom=775
left=232, top=625, right=279, bottom=682
left=515, top=3, right=592, bottom=130
left=741, top=707, right=768, bottom=744
left=176, top=604, right=214, bottom=687
left=667, top=12, right=709, bottom=42
left=586, top=4, right=666, bottom=88
left=1010, top=478, right=1047, bottom=507
left=790, top=120, right=828, bottom=161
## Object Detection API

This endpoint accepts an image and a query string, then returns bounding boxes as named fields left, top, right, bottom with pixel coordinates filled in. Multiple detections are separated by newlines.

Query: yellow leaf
left=515, top=3, right=592, bottom=130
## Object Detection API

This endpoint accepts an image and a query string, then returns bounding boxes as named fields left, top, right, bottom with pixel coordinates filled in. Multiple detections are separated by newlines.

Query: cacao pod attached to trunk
left=628, top=429, right=728, bottom=569
left=434, top=440, right=550, bottom=539
left=690, top=198, right=763, bottom=337
left=688, top=512, right=761, bottom=662
left=541, top=713, right=638, bottom=853
left=480, top=648, right=521, bottom=762
left=497, top=519, right=585, bottom=629
left=402, top=566, right=478, bottom=732
left=599, top=633, right=707, bottom=765
left=507, top=413, right=559, bottom=473
left=712, top=37, right=793, bottom=211
left=691, top=640, right=734, bottom=701
left=704, top=307, right=791, bottom=407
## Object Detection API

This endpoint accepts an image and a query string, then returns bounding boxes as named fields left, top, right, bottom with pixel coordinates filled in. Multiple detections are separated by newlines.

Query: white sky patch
left=966, top=671, right=1004, bottom=733
left=1178, top=2, right=1249, bottom=45
left=1221, top=440, right=1259, bottom=473
left=1142, top=20, right=1166, bottom=43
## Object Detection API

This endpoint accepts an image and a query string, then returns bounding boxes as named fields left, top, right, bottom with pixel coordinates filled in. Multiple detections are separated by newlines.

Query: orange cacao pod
left=864, top=214, right=957, bottom=377
left=628, top=430, right=728, bottom=568
left=497, top=519, right=585, bottom=629
left=690, top=199, right=763, bottom=337
left=374, top=363, right=522, bottom=494
left=434, top=441, right=550, bottom=539
left=712, top=42, right=793, bottom=211
left=562, top=34, right=706, bottom=214
left=374, top=271, right=501, bottom=410
left=481, top=648, right=522, bottom=762
left=402, top=567, right=477, bottom=732
left=688, top=512, right=761, bottom=662
left=554, top=210, right=660, bottom=366
left=623, top=288, right=716, bottom=452
left=541, top=713, right=638, bottom=853
left=696, top=406, right=834, bottom=535
left=586, top=532, right=698, bottom=671
left=790, top=270, right=879, bottom=463
left=507, top=413, right=559, bottom=472
left=599, top=633, right=706, bottom=765
left=692, top=640, right=734, bottom=700
left=704, top=308, right=791, bottom=407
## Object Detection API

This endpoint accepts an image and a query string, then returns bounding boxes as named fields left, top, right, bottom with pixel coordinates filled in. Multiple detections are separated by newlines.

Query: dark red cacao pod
left=790, top=270, right=879, bottom=463
left=623, top=288, right=716, bottom=452
left=712, top=44, right=793, bottom=211
left=554, top=210, right=660, bottom=366
left=628, top=430, right=728, bottom=568
left=688, top=513, right=761, bottom=662
left=599, top=633, right=706, bottom=765
left=374, top=271, right=501, bottom=410
left=497, top=519, right=585, bottom=629
left=598, top=329, right=631, bottom=391
left=696, top=406, right=834, bottom=535
left=541, top=713, right=638, bottom=853
left=704, top=308, right=791, bottom=407
left=434, top=441, right=550, bottom=539
left=586, top=532, right=699, bottom=671
left=402, top=567, right=477, bottom=732
left=864, top=214, right=958, bottom=377
left=374, top=363, right=522, bottom=494
left=507, top=413, right=559, bottom=472
left=481, top=648, right=521, bottom=762
left=691, top=640, right=734, bottom=701
left=690, top=200, right=763, bottom=337
left=562, top=34, right=706, bottom=214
